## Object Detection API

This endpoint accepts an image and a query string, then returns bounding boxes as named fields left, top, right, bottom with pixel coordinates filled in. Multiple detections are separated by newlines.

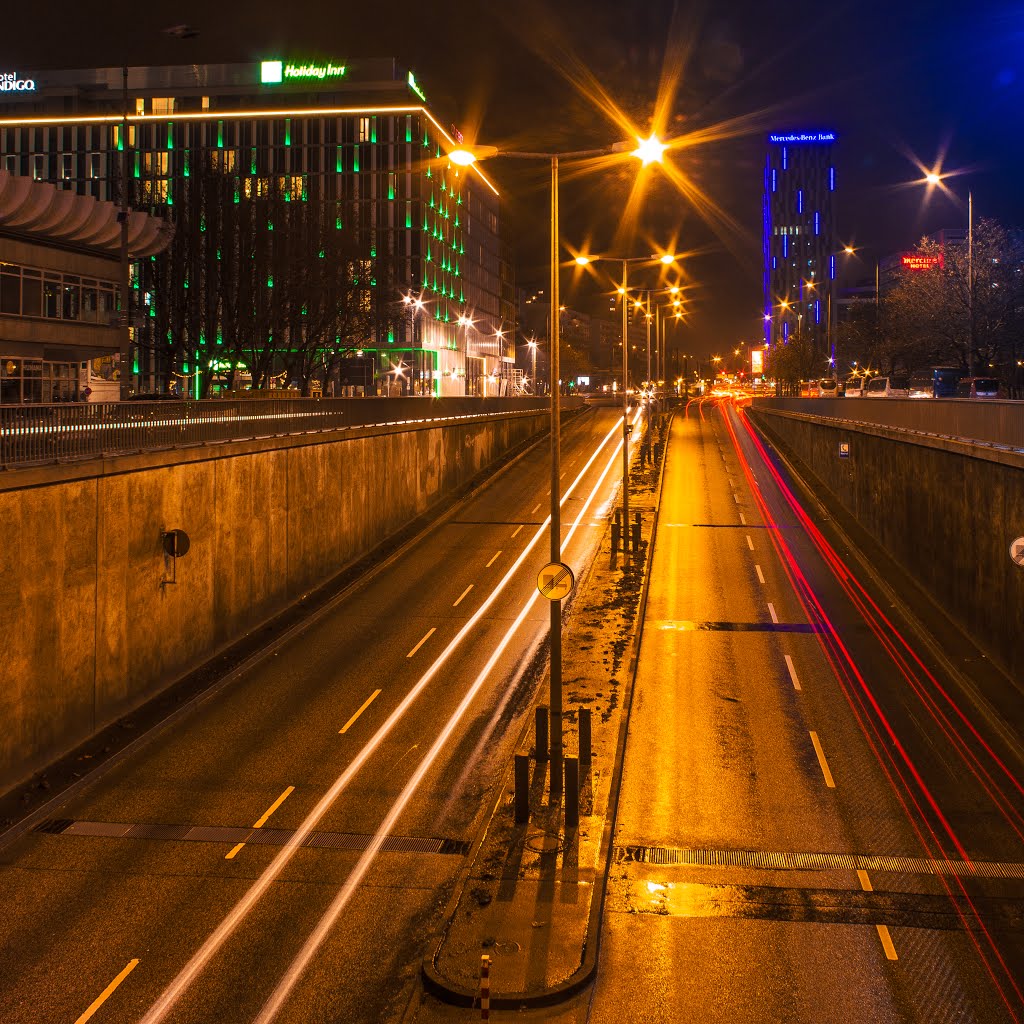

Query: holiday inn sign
left=260, top=60, right=346, bottom=84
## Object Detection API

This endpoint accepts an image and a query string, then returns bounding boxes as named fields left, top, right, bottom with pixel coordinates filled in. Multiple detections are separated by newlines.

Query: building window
left=135, top=98, right=146, bottom=115
left=358, top=117, right=370, bottom=142
left=5, top=154, right=17, bottom=174
left=89, top=153, right=102, bottom=178
left=62, top=154, right=74, bottom=179
left=32, top=155, right=46, bottom=180
left=151, top=97, right=174, bottom=116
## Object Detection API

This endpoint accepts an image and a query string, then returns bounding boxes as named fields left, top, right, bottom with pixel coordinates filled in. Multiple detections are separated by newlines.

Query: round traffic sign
left=537, top=562, right=575, bottom=601
left=1011, top=537, right=1024, bottom=567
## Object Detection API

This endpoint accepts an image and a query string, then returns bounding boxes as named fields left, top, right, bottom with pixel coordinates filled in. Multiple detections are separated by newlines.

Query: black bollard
left=564, top=757, right=580, bottom=830
left=535, top=706, right=549, bottom=761
left=579, top=708, right=592, bottom=764
left=514, top=754, right=530, bottom=824
left=631, top=512, right=641, bottom=554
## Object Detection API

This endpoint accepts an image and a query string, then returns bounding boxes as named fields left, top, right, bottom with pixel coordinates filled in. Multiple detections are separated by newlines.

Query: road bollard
left=579, top=708, right=592, bottom=764
left=564, top=757, right=579, bottom=830
left=611, top=519, right=620, bottom=559
left=631, top=512, right=641, bottom=554
left=514, top=754, right=530, bottom=824
left=535, top=706, right=549, bottom=761
left=480, top=954, right=491, bottom=1020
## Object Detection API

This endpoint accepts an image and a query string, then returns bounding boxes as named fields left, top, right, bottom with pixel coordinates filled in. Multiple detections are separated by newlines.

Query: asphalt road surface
left=584, top=397, right=1024, bottom=1024
left=0, top=406, right=630, bottom=1024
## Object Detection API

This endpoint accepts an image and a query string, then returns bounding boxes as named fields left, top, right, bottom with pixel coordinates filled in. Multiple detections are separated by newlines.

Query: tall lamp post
left=526, top=336, right=538, bottom=394
left=450, top=135, right=666, bottom=797
left=576, top=252, right=675, bottom=565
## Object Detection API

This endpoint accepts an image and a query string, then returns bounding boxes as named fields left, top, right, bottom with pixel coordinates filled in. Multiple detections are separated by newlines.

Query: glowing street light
left=444, top=135, right=670, bottom=804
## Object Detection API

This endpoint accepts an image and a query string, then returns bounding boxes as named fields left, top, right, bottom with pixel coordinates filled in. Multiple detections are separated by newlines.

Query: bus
left=908, top=366, right=961, bottom=398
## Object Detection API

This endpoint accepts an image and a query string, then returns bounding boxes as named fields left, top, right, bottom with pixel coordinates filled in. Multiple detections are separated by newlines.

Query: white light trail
left=139, top=412, right=630, bottom=1024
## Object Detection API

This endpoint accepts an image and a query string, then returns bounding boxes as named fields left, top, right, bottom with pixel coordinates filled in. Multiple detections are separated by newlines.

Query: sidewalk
left=422, top=409, right=673, bottom=1009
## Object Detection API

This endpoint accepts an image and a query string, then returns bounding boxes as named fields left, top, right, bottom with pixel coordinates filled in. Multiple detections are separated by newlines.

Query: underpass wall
left=747, top=407, right=1024, bottom=683
left=0, top=410, right=551, bottom=790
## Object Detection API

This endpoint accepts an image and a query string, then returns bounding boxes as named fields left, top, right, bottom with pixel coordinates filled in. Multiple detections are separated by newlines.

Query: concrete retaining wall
left=0, top=410, right=550, bottom=790
left=748, top=408, right=1024, bottom=683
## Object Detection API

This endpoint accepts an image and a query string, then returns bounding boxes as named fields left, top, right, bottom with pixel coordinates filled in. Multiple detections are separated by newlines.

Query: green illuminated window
left=167, top=123, right=173, bottom=149
left=353, top=148, right=359, bottom=173
left=217, top=121, right=224, bottom=148
left=405, top=202, right=413, bottom=228
left=370, top=117, right=377, bottom=144
left=405, top=117, right=412, bottom=143
left=336, top=146, right=343, bottom=173
left=388, top=172, right=396, bottom=200
left=267, top=275, right=274, bottom=287
left=285, top=118, right=291, bottom=146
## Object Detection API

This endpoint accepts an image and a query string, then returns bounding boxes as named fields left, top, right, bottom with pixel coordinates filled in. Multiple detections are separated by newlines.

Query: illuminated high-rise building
left=0, top=60, right=510, bottom=396
left=763, top=130, right=837, bottom=359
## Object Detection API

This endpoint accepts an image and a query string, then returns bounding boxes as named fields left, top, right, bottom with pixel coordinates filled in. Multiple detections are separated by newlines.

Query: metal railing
left=751, top=397, right=1024, bottom=451
left=0, top=396, right=569, bottom=470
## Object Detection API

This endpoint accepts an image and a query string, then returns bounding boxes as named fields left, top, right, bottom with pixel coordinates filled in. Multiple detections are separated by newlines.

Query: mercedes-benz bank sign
left=0, top=72, right=37, bottom=92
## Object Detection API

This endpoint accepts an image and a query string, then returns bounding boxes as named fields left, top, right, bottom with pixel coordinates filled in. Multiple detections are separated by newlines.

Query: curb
left=421, top=406, right=676, bottom=1009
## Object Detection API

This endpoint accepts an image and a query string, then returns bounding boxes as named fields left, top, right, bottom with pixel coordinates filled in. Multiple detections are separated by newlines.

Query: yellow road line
left=226, top=785, right=296, bottom=859
left=339, top=691, right=382, bottom=734
left=406, top=627, right=436, bottom=659
left=876, top=924, right=899, bottom=960
left=75, top=959, right=140, bottom=1024
left=784, top=654, right=802, bottom=691
left=485, top=550, right=502, bottom=568
left=453, top=584, right=474, bottom=607
left=511, top=524, right=524, bottom=538
left=809, top=731, right=836, bottom=788
left=857, top=869, right=899, bottom=959
left=531, top=502, right=541, bottom=513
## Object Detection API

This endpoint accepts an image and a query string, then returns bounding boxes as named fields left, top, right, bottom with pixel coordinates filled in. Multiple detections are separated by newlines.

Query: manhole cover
left=497, top=941, right=521, bottom=955
left=525, top=832, right=565, bottom=854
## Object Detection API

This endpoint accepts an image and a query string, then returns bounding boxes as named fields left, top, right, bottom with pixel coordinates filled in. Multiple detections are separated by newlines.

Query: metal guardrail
left=751, top=397, right=1024, bottom=451
left=0, top=396, right=572, bottom=469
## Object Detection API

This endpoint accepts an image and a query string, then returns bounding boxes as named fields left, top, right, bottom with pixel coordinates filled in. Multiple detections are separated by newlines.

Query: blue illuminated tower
left=763, top=130, right=837, bottom=359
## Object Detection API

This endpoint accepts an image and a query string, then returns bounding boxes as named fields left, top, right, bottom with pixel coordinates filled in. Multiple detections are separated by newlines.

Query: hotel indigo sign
left=0, top=71, right=36, bottom=92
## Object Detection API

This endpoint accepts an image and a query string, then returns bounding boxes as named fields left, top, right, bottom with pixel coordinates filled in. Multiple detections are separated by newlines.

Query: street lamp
left=526, top=336, right=538, bottom=394
left=575, top=252, right=677, bottom=567
left=449, top=135, right=667, bottom=800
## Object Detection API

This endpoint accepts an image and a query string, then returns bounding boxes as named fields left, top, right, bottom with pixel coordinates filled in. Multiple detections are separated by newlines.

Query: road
left=583, top=397, right=1024, bottom=1023
left=0, top=406, right=629, bottom=1024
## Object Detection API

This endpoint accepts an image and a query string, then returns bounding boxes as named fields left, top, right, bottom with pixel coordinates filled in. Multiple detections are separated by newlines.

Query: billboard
left=751, top=349, right=764, bottom=375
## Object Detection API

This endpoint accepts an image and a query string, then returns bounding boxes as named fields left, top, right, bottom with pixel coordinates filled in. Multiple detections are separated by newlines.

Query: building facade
left=0, top=59, right=511, bottom=396
left=0, top=168, right=172, bottom=402
left=763, top=130, right=838, bottom=357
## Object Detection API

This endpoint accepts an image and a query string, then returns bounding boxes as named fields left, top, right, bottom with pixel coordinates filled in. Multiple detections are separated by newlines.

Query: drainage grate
left=614, top=845, right=1024, bottom=880
left=35, top=819, right=467, bottom=857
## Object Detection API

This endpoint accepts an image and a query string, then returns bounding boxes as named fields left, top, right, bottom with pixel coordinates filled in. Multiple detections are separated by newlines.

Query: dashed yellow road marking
left=453, top=584, right=474, bottom=607
left=406, top=627, right=436, bottom=659
left=486, top=550, right=502, bottom=568
left=225, top=786, right=295, bottom=859
left=857, top=869, right=899, bottom=960
left=339, top=690, right=383, bottom=734
left=809, top=731, right=836, bottom=788
left=74, top=959, right=140, bottom=1024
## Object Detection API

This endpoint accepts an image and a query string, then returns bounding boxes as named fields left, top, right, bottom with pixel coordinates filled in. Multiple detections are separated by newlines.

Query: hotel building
left=0, top=59, right=511, bottom=396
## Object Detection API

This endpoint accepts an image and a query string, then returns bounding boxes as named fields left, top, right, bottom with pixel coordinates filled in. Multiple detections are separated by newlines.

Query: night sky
left=9, top=0, right=1024, bottom=358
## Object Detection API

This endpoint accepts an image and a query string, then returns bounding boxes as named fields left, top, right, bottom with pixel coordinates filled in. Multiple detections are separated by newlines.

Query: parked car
left=908, top=366, right=961, bottom=398
left=844, top=376, right=866, bottom=398
left=955, top=377, right=1001, bottom=399
left=864, top=374, right=910, bottom=398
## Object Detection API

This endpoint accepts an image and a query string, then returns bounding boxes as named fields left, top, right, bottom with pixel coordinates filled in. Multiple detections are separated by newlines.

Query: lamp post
left=450, top=135, right=666, bottom=799
left=527, top=336, right=538, bottom=394
left=575, top=252, right=675, bottom=566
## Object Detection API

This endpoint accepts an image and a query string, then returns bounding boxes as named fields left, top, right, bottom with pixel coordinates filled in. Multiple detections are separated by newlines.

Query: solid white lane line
left=768, top=602, right=779, bottom=623
left=138, top=414, right=630, bottom=1024
left=746, top=535, right=755, bottom=551
left=453, top=584, right=474, bottom=608
left=485, top=551, right=501, bottom=568
left=810, top=731, right=837, bottom=788
left=755, top=565, right=765, bottom=585
left=511, top=525, right=524, bottom=538
left=339, top=690, right=382, bottom=734
left=784, top=654, right=802, bottom=691
left=406, top=628, right=436, bottom=659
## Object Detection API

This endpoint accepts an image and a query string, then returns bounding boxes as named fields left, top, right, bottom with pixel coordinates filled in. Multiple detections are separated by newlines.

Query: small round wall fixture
left=162, top=529, right=191, bottom=558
